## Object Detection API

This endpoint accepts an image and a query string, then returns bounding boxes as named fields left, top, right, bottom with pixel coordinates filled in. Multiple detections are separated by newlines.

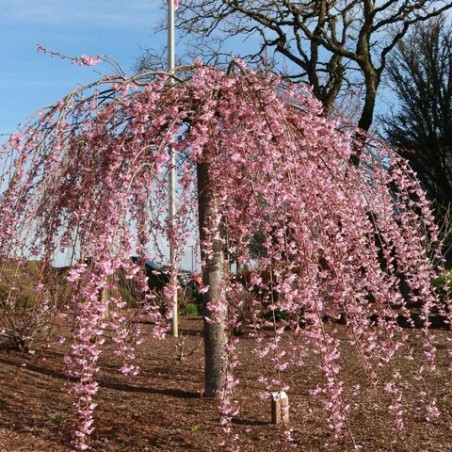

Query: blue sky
left=0, top=0, right=168, bottom=139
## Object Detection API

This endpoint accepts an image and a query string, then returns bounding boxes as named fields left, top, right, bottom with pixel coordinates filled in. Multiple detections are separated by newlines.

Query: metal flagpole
left=168, top=0, right=178, bottom=338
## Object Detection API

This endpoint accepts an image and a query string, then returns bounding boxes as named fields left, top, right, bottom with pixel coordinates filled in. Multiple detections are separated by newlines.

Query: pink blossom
left=76, top=54, right=102, bottom=67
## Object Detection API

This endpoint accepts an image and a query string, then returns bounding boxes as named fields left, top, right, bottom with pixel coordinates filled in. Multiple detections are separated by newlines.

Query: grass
left=184, top=303, right=201, bottom=316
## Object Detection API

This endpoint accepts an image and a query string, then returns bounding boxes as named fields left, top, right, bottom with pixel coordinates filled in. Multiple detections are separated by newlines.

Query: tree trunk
left=197, top=162, right=227, bottom=398
left=350, top=67, right=379, bottom=167
left=357, top=70, right=378, bottom=134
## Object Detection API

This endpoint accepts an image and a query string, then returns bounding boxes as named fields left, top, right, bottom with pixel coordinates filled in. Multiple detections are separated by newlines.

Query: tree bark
left=357, top=68, right=379, bottom=134
left=197, top=161, right=227, bottom=397
left=350, top=67, right=379, bottom=167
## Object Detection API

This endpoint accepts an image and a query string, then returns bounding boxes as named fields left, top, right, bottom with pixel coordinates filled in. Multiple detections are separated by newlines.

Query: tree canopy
left=0, top=61, right=449, bottom=450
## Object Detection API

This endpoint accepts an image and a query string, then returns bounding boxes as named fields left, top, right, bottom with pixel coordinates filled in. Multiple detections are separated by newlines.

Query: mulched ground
left=0, top=316, right=450, bottom=451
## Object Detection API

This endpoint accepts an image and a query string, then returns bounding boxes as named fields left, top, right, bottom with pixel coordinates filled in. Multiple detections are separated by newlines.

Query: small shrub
left=184, top=303, right=201, bottom=316
left=0, top=260, right=55, bottom=352
left=178, top=280, right=203, bottom=315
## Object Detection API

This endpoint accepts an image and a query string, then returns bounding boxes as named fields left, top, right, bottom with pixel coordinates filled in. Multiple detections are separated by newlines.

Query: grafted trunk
left=197, top=162, right=227, bottom=398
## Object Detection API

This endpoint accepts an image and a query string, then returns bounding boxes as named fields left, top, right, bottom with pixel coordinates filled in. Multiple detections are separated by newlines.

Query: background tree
left=381, top=16, right=452, bottom=225
left=157, top=0, right=452, bottom=135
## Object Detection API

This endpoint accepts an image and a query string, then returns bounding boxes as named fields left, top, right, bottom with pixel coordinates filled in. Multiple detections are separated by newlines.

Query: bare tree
left=166, top=0, right=451, bottom=134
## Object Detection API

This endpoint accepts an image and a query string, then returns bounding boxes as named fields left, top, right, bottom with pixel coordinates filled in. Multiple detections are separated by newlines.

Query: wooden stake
left=271, top=391, right=289, bottom=424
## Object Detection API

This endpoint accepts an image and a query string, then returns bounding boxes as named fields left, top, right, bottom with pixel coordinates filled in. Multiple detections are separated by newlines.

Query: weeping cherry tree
left=0, top=59, right=450, bottom=450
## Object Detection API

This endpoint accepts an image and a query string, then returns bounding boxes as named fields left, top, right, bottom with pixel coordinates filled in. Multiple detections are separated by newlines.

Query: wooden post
left=271, top=391, right=289, bottom=424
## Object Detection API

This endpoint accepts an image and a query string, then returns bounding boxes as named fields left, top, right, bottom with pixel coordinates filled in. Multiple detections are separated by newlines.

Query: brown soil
left=0, top=317, right=450, bottom=451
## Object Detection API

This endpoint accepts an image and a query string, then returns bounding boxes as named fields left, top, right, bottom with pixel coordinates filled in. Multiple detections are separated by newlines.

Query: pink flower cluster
left=75, top=54, right=102, bottom=67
